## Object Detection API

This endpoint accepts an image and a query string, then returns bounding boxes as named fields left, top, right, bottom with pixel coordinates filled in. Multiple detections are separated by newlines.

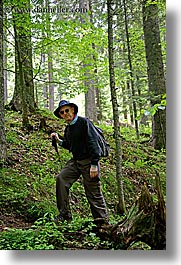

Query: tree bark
left=95, top=86, right=102, bottom=121
left=48, top=56, right=54, bottom=111
left=142, top=0, right=166, bottom=149
left=0, top=0, right=7, bottom=163
left=123, top=0, right=139, bottom=139
left=9, top=1, right=36, bottom=113
left=85, top=82, right=97, bottom=121
left=45, top=0, right=54, bottom=111
left=3, top=13, right=7, bottom=103
left=80, top=0, right=97, bottom=122
left=122, top=82, right=127, bottom=120
left=107, top=0, right=125, bottom=214
left=42, top=52, right=48, bottom=109
left=13, top=18, right=29, bottom=128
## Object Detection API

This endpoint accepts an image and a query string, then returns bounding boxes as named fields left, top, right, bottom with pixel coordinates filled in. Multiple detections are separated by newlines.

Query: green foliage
left=0, top=214, right=65, bottom=250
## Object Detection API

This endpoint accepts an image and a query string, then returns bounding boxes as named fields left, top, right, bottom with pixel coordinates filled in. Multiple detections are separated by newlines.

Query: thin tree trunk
left=127, top=81, right=134, bottom=124
left=107, top=0, right=125, bottom=214
left=122, top=82, right=127, bottom=120
left=34, top=81, right=38, bottom=107
left=48, top=56, right=54, bottom=111
left=41, top=47, right=48, bottom=109
left=46, top=0, right=54, bottom=111
left=90, top=2, right=101, bottom=121
left=23, top=31, right=36, bottom=112
left=3, top=45, right=7, bottom=102
left=3, top=13, right=7, bottom=103
left=0, top=0, right=7, bottom=163
left=80, top=0, right=97, bottom=121
left=95, top=87, right=102, bottom=121
left=123, top=0, right=139, bottom=139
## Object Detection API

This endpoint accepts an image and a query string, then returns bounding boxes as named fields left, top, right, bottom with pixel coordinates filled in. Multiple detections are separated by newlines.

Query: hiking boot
left=53, top=213, right=72, bottom=224
left=93, top=218, right=110, bottom=228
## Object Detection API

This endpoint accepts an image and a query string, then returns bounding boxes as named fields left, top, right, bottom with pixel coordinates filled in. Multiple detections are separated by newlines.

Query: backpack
left=90, top=122, right=110, bottom=157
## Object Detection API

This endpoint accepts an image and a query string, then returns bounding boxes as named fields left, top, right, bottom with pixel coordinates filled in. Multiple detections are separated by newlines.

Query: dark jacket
left=61, top=116, right=101, bottom=165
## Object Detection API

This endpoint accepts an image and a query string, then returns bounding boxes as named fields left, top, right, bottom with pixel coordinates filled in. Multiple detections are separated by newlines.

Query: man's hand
left=50, top=132, right=61, bottom=143
left=90, top=165, right=99, bottom=178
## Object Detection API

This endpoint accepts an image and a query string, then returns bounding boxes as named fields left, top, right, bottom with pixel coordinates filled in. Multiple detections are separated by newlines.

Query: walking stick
left=52, top=135, right=59, bottom=155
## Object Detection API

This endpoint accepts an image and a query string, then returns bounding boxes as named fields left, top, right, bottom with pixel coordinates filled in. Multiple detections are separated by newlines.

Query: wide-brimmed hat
left=53, top=100, right=78, bottom=119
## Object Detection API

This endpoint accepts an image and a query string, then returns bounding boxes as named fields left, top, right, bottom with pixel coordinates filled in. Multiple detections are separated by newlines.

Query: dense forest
left=0, top=0, right=166, bottom=250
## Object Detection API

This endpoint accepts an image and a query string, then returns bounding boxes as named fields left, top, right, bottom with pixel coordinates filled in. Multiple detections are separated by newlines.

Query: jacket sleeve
left=86, top=119, right=101, bottom=165
left=60, top=127, right=70, bottom=150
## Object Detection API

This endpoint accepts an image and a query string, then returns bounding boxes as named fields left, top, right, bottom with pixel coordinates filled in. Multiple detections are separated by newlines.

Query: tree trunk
left=79, top=0, right=97, bottom=122
left=90, top=3, right=101, bottom=122
left=48, top=54, right=54, bottom=111
left=23, top=32, right=36, bottom=112
left=13, top=18, right=29, bottom=128
left=127, top=81, right=134, bottom=124
left=45, top=0, right=54, bottom=111
left=95, top=87, right=102, bottom=121
left=107, top=0, right=125, bottom=214
left=41, top=47, right=48, bottom=109
left=11, top=42, right=21, bottom=111
left=3, top=13, right=7, bottom=103
left=123, top=0, right=139, bottom=139
left=10, top=1, right=36, bottom=113
left=0, top=0, right=7, bottom=163
left=142, top=0, right=166, bottom=150
left=122, top=82, right=127, bottom=120
left=85, top=82, right=97, bottom=121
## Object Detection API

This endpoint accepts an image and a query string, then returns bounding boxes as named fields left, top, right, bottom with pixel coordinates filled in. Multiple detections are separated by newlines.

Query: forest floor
left=0, top=109, right=166, bottom=250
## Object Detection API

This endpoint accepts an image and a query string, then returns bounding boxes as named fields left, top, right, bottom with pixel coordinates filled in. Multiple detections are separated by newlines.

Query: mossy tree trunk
left=13, top=17, right=29, bottom=129
left=142, top=0, right=166, bottom=150
left=9, top=0, right=36, bottom=113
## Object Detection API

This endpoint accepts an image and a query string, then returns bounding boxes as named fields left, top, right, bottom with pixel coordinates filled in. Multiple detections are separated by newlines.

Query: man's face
left=59, top=106, right=75, bottom=123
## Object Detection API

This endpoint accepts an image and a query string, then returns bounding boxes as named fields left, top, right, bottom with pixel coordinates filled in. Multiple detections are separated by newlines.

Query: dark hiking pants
left=56, top=158, right=109, bottom=222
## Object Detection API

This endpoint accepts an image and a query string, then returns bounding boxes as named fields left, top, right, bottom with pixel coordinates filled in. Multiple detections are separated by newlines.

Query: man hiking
left=51, top=100, right=109, bottom=227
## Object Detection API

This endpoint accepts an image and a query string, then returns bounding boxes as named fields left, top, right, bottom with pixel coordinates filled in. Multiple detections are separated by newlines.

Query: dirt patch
left=0, top=213, right=33, bottom=232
